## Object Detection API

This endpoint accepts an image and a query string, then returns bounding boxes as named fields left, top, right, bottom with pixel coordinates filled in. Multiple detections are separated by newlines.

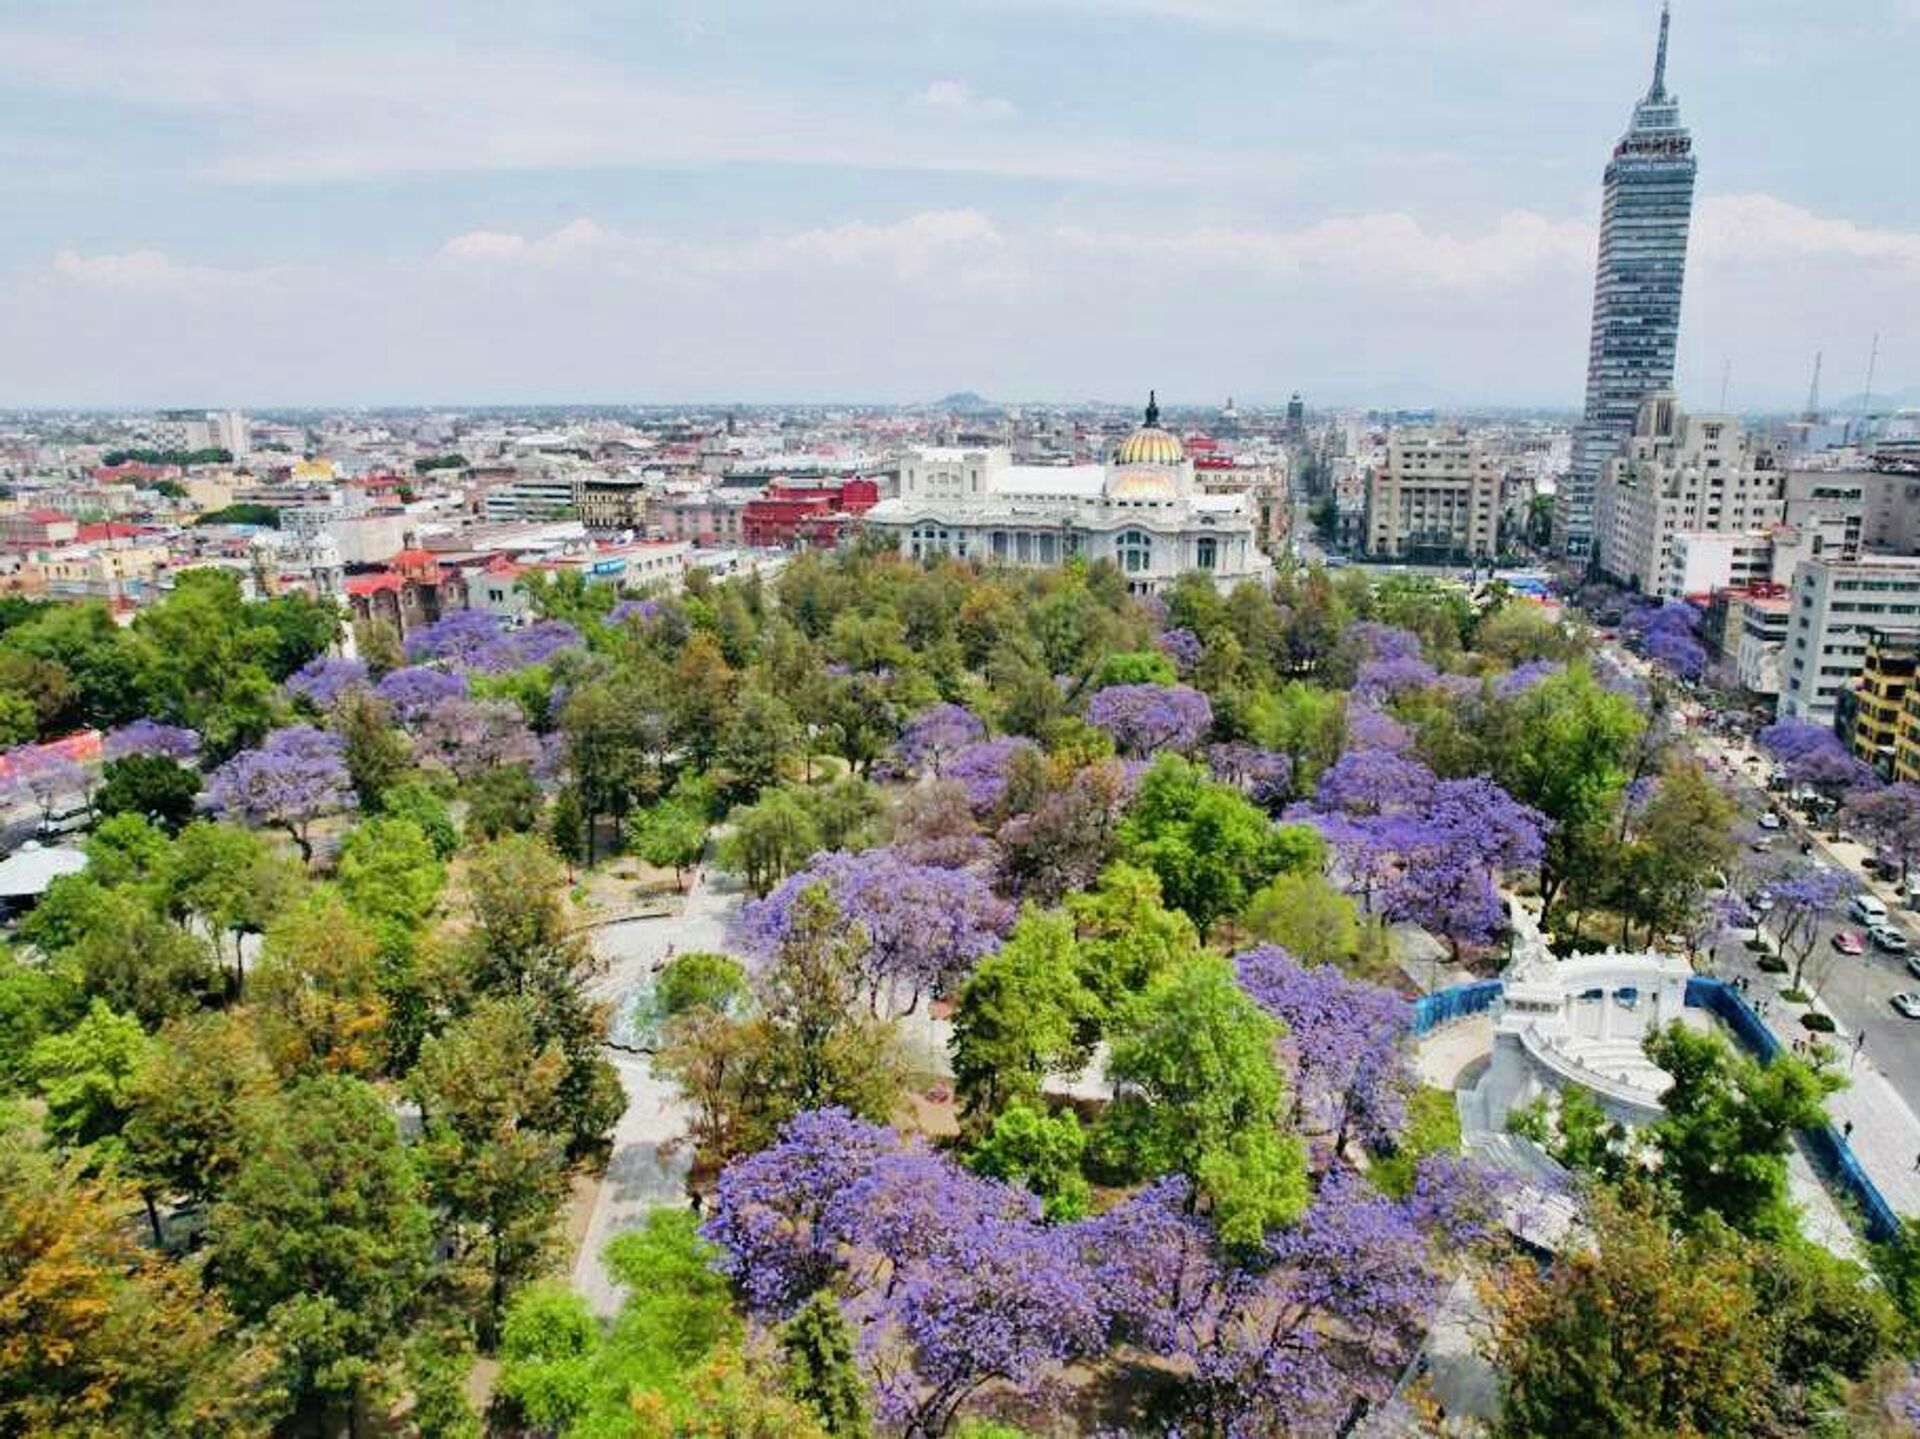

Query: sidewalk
left=1716, top=935, right=1920, bottom=1225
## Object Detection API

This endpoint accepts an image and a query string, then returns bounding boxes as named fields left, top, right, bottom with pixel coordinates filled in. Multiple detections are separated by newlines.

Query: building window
left=1117, top=529, right=1152, bottom=574
left=1196, top=536, right=1217, bottom=571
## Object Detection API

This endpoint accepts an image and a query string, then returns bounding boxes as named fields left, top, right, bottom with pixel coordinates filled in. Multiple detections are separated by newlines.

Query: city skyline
left=1, top=0, right=1915, bottom=408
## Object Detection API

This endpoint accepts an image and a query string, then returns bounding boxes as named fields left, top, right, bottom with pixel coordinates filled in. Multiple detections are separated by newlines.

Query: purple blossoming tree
left=201, top=724, right=354, bottom=861
left=403, top=608, right=503, bottom=667
left=1155, top=627, right=1203, bottom=674
left=1235, top=944, right=1414, bottom=1154
left=891, top=703, right=987, bottom=778
left=374, top=665, right=470, bottom=724
left=284, top=656, right=370, bottom=711
left=735, top=848, right=1014, bottom=1012
left=103, top=719, right=201, bottom=763
left=1086, top=683, right=1213, bottom=757
left=412, top=697, right=540, bottom=782
left=1206, top=742, right=1294, bottom=811
left=1313, top=748, right=1437, bottom=817
left=944, top=737, right=1041, bottom=816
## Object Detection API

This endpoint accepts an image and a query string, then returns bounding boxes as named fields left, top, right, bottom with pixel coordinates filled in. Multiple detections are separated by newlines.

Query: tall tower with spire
left=1554, top=3, right=1697, bottom=561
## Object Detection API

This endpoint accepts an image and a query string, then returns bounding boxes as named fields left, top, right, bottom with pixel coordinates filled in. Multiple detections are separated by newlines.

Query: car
left=1851, top=894, right=1890, bottom=925
left=1751, top=836, right=1776, bottom=853
left=1759, top=812, right=1783, bottom=831
left=1751, top=890, right=1776, bottom=915
left=1893, top=992, right=1920, bottom=1020
left=1832, top=930, right=1867, bottom=955
left=1908, top=955, right=1920, bottom=981
left=1870, top=925, right=1910, bottom=954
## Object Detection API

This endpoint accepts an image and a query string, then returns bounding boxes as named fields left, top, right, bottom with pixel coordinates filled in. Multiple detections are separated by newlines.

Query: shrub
left=1800, top=1012, right=1836, bottom=1033
left=1757, top=955, right=1788, bottom=974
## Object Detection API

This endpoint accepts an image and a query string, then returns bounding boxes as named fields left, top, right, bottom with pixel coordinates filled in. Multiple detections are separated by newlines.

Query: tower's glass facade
left=1554, top=5, right=1696, bottom=560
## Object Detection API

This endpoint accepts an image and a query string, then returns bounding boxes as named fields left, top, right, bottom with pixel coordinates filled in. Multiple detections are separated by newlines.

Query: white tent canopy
left=0, top=841, right=88, bottom=899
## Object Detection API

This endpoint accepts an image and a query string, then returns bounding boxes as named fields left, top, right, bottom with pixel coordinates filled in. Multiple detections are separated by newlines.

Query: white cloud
left=1055, top=209, right=1595, bottom=289
left=914, top=81, right=1017, bottom=121
left=1695, top=194, right=1920, bottom=269
left=434, top=210, right=1006, bottom=284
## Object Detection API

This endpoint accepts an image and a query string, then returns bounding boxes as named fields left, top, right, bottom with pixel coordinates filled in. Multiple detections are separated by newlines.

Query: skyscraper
left=1553, top=4, right=1697, bottom=560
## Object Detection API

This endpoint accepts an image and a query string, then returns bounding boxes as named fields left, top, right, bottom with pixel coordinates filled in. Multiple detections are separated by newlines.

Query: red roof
left=15, top=508, right=70, bottom=525
left=76, top=522, right=155, bottom=543
left=345, top=574, right=402, bottom=596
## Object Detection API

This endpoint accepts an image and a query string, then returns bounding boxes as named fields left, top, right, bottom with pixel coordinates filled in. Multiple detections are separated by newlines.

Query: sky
left=1, top=0, right=1916, bottom=411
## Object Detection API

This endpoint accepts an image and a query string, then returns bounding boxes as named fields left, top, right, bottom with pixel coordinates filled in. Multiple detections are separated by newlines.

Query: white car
left=1894, top=993, right=1920, bottom=1020
left=1759, top=812, right=1782, bottom=830
left=1869, top=924, right=1910, bottom=954
left=1851, top=894, right=1890, bottom=926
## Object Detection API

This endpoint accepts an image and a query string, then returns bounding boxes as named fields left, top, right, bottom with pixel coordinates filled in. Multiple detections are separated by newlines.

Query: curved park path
left=569, top=864, right=742, bottom=1316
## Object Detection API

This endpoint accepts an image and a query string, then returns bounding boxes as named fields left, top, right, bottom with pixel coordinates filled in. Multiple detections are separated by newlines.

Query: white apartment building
left=1735, top=593, right=1792, bottom=698
left=1668, top=530, right=1776, bottom=597
left=1593, top=393, right=1783, bottom=597
left=1779, top=554, right=1920, bottom=723
left=1362, top=430, right=1500, bottom=562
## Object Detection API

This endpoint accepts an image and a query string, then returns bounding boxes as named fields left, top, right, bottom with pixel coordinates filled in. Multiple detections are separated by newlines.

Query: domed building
left=864, top=391, right=1274, bottom=594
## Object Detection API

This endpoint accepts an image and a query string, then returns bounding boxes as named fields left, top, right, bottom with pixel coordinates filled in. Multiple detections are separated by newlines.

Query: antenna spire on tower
left=1803, top=351, right=1823, bottom=425
left=1649, top=2, right=1672, bottom=102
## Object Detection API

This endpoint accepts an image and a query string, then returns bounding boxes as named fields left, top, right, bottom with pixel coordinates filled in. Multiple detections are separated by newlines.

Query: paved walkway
left=569, top=866, right=741, bottom=1317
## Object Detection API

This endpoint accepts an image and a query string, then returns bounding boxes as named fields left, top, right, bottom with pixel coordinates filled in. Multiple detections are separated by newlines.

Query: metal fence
left=1410, top=979, right=1503, bottom=1036
left=1686, top=976, right=1902, bottom=1246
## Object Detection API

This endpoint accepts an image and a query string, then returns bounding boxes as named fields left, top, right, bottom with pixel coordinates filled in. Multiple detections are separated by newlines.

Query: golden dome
left=1107, top=470, right=1178, bottom=501
left=1115, top=389, right=1184, bottom=466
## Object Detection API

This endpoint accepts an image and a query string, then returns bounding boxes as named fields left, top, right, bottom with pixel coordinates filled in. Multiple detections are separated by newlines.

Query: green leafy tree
left=163, top=819, right=302, bottom=997
left=380, top=779, right=458, bottom=859
left=782, top=1292, right=871, bottom=1437
left=1242, top=870, right=1365, bottom=970
left=338, top=816, right=445, bottom=936
left=25, top=1000, right=152, bottom=1165
left=65, top=889, right=222, bottom=1027
left=1064, top=862, right=1200, bottom=1029
left=0, top=950, right=81, bottom=1091
left=966, top=1101, right=1092, bottom=1221
left=123, top=1010, right=276, bottom=1240
left=719, top=684, right=800, bottom=799
left=1121, top=754, right=1322, bottom=938
left=627, top=796, right=708, bottom=887
left=214, top=1075, right=434, bottom=1434
left=1097, top=954, right=1308, bottom=1245
left=548, top=783, right=588, bottom=865
left=719, top=787, right=820, bottom=896
left=463, top=762, right=541, bottom=842
left=497, top=1209, right=825, bottom=1437
left=1642, top=1024, right=1840, bottom=1239
left=409, top=997, right=571, bottom=1341
left=654, top=951, right=748, bottom=1021
left=336, top=689, right=413, bottom=811
left=1491, top=663, right=1644, bottom=910
left=950, top=908, right=1094, bottom=1125
left=250, top=891, right=389, bottom=1079
left=461, top=836, right=623, bottom=1154
left=81, top=812, right=172, bottom=889
left=91, top=754, right=202, bottom=833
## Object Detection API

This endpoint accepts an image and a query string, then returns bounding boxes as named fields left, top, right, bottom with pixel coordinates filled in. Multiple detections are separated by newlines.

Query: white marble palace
left=864, top=393, right=1275, bottom=594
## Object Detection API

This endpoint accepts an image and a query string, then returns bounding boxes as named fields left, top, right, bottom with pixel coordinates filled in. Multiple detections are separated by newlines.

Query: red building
left=344, top=548, right=469, bottom=638
left=741, top=478, right=879, bottom=549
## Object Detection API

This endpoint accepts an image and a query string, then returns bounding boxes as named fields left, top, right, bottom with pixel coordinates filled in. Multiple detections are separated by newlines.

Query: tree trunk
left=143, top=1192, right=164, bottom=1248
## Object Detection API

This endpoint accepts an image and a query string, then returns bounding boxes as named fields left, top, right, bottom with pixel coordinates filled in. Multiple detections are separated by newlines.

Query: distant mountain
left=934, top=391, right=996, bottom=413
left=1832, top=385, right=1920, bottom=413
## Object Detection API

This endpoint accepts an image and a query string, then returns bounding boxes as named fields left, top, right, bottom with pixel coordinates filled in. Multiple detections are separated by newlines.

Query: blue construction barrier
left=1410, top=979, right=1503, bottom=1036
left=1686, top=976, right=1900, bottom=1245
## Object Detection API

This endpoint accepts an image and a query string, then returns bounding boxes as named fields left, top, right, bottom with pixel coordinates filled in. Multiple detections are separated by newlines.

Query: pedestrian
left=1856, top=1030, right=1867, bottom=1051
left=1843, top=1120, right=1854, bottom=1140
